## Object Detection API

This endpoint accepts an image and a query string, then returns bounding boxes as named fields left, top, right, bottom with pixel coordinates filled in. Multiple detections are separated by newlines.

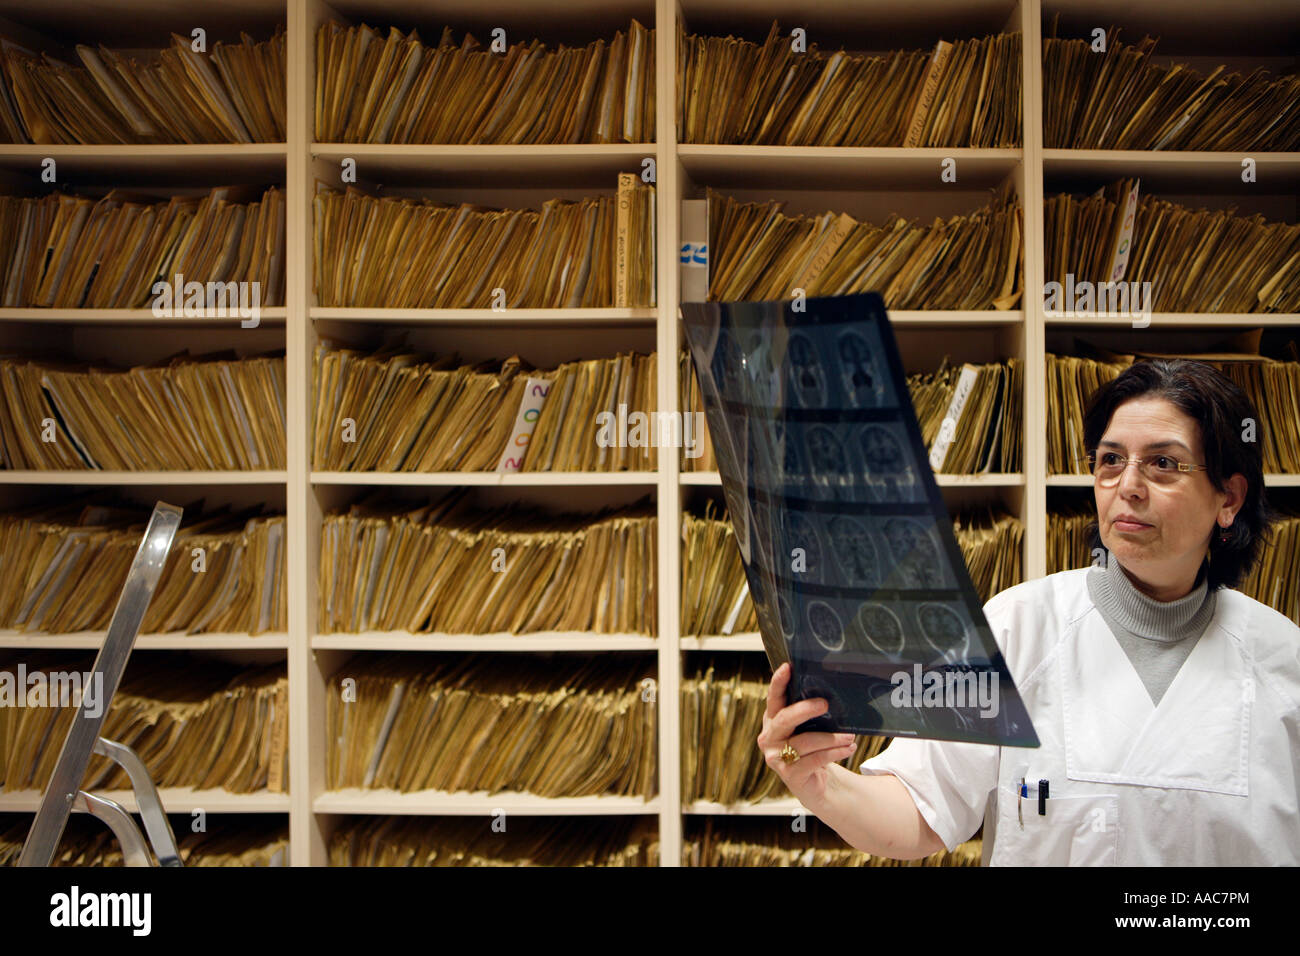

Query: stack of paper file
left=0, top=29, right=286, bottom=143
left=0, top=815, right=288, bottom=866
left=325, top=653, right=657, bottom=798
left=328, top=816, right=658, bottom=866
left=318, top=494, right=655, bottom=635
left=0, top=497, right=285, bottom=634
left=0, top=653, right=288, bottom=794
left=315, top=20, right=653, bottom=143
left=313, top=175, right=655, bottom=308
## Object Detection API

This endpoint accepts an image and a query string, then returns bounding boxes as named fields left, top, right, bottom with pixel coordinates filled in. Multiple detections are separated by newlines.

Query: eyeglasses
left=1080, top=449, right=1208, bottom=486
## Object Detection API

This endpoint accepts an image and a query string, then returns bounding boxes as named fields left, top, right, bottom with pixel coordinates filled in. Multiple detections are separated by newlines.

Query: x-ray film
left=680, top=292, right=1038, bottom=747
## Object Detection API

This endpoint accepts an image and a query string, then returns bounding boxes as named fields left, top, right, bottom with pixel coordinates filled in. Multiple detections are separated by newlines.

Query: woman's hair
left=1081, top=357, right=1278, bottom=590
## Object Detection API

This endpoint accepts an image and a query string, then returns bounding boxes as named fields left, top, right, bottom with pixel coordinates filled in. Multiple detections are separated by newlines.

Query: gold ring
left=780, top=743, right=800, bottom=764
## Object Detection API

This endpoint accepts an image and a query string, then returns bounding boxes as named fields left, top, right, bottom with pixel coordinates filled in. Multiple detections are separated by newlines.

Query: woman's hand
left=757, top=662, right=858, bottom=804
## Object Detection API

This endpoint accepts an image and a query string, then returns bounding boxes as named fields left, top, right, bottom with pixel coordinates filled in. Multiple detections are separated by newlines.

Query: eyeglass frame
left=1077, top=448, right=1211, bottom=485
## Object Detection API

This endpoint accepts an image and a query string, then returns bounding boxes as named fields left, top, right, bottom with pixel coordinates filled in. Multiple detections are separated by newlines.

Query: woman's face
left=1094, top=396, right=1246, bottom=598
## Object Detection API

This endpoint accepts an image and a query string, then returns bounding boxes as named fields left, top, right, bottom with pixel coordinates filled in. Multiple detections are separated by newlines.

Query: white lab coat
left=859, top=567, right=1300, bottom=865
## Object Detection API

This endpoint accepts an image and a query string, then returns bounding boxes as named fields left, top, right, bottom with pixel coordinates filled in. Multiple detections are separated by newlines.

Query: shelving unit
left=0, top=0, right=1294, bottom=866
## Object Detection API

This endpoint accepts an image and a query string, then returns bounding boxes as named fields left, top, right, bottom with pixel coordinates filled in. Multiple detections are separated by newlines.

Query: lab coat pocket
left=994, top=790, right=1119, bottom=866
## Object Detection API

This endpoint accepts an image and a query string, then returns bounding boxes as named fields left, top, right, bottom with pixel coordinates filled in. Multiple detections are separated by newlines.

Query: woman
left=757, top=358, right=1300, bottom=865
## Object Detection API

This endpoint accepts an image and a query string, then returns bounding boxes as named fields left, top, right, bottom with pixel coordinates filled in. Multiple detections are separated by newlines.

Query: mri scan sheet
left=681, top=292, right=1038, bottom=747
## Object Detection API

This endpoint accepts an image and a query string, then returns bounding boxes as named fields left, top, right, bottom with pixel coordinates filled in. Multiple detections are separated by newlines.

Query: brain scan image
left=883, top=516, right=926, bottom=555
left=740, top=329, right=779, bottom=408
left=784, top=511, right=822, bottom=580
left=806, top=425, right=847, bottom=476
left=716, top=331, right=747, bottom=396
left=918, top=603, right=971, bottom=662
left=827, top=515, right=877, bottom=587
left=749, top=416, right=787, bottom=486
left=837, top=331, right=883, bottom=407
left=850, top=602, right=905, bottom=659
left=787, top=332, right=827, bottom=408
left=883, top=517, right=943, bottom=588
left=807, top=601, right=845, bottom=652
left=861, top=425, right=907, bottom=474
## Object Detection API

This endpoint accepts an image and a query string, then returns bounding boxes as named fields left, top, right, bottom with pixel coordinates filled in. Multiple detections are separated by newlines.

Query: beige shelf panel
left=310, top=307, right=656, bottom=324
left=0, top=631, right=289, bottom=650
left=310, top=470, right=659, bottom=485
left=680, top=635, right=764, bottom=651
left=313, top=789, right=660, bottom=815
left=1045, top=313, right=1300, bottom=328
left=0, top=308, right=287, bottom=325
left=679, top=145, right=1023, bottom=189
left=684, top=798, right=803, bottom=815
left=311, top=632, right=657, bottom=651
left=1043, top=149, right=1300, bottom=186
left=0, top=143, right=287, bottom=181
left=0, top=470, right=288, bottom=484
left=682, top=472, right=1028, bottom=486
left=311, top=143, right=656, bottom=185
left=0, top=788, right=290, bottom=814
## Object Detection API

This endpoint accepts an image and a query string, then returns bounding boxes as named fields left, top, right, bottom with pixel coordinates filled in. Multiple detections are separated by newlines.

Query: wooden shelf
left=678, top=145, right=1022, bottom=188
left=311, top=470, right=658, bottom=485
left=0, top=631, right=288, bottom=650
left=0, top=470, right=287, bottom=485
left=675, top=309, right=1024, bottom=327
left=680, top=634, right=764, bottom=651
left=1043, top=149, right=1300, bottom=189
left=0, top=143, right=287, bottom=182
left=0, top=307, right=287, bottom=326
left=682, top=472, right=1027, bottom=487
left=1045, top=313, right=1300, bottom=328
left=310, top=307, right=656, bottom=325
left=311, top=143, right=656, bottom=186
left=684, top=798, right=804, bottom=816
left=1048, top=474, right=1100, bottom=487
left=311, top=632, right=656, bottom=651
left=313, top=789, right=659, bottom=816
left=0, top=787, right=289, bottom=814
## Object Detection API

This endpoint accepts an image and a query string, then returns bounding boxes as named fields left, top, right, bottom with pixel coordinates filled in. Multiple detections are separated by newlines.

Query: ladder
left=17, top=501, right=184, bottom=867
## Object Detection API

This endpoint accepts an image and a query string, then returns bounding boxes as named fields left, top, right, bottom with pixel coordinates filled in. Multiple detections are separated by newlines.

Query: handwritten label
left=1108, top=180, right=1140, bottom=283
left=929, top=365, right=978, bottom=471
left=496, top=377, right=551, bottom=472
left=680, top=241, right=708, bottom=266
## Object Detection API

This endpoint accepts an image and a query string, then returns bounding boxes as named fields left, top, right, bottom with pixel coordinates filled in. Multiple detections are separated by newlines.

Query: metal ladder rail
left=17, top=501, right=184, bottom=867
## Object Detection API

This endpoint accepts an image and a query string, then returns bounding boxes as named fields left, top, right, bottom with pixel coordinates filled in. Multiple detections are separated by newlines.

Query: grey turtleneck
left=1085, top=554, right=1217, bottom=707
